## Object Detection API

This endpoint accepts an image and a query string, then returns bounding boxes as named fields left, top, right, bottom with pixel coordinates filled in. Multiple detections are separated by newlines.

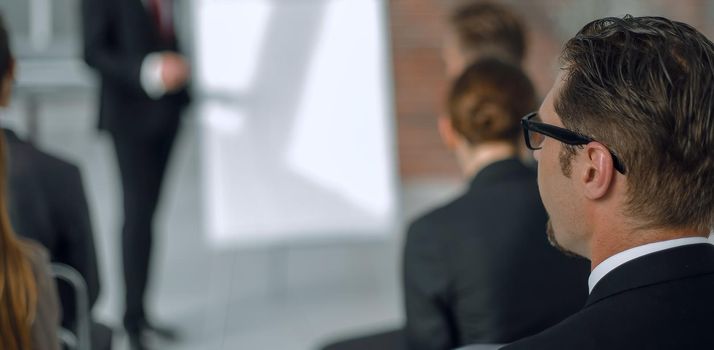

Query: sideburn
left=559, top=145, right=577, bottom=178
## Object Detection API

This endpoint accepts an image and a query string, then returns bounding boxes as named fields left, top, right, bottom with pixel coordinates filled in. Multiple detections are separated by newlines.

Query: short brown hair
left=557, top=15, right=714, bottom=232
left=449, top=1, right=526, bottom=63
left=448, top=58, right=536, bottom=145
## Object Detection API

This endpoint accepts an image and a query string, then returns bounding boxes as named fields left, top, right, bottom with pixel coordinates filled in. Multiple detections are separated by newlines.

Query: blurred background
left=0, top=0, right=713, bottom=349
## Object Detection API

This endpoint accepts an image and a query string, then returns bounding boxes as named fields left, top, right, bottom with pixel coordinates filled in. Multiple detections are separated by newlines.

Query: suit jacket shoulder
left=403, top=158, right=589, bottom=347
left=503, top=243, right=714, bottom=350
left=4, top=130, right=101, bottom=324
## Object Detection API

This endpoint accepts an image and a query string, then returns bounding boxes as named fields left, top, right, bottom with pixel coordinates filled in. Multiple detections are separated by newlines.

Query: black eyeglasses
left=521, top=112, right=626, bottom=174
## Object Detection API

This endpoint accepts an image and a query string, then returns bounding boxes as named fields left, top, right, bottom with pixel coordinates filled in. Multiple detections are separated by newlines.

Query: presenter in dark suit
left=81, top=0, right=190, bottom=347
left=503, top=16, right=714, bottom=349
left=3, top=129, right=112, bottom=350
left=403, top=59, right=589, bottom=350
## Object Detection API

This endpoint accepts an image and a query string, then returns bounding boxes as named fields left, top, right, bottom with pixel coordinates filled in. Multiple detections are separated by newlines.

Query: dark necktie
left=149, top=0, right=174, bottom=41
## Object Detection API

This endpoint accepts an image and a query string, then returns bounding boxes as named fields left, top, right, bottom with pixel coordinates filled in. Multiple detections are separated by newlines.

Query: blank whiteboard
left=194, top=0, right=398, bottom=247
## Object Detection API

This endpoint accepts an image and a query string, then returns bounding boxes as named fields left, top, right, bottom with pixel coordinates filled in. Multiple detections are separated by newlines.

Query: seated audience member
left=0, top=12, right=112, bottom=350
left=442, top=1, right=534, bottom=163
left=503, top=16, right=714, bottom=349
left=0, top=14, right=61, bottom=350
left=4, top=130, right=113, bottom=350
left=321, top=60, right=589, bottom=350
left=442, top=1, right=526, bottom=78
left=403, top=59, right=588, bottom=350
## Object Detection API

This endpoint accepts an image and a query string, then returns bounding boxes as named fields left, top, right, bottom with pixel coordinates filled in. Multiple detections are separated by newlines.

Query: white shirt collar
left=588, top=236, right=712, bottom=293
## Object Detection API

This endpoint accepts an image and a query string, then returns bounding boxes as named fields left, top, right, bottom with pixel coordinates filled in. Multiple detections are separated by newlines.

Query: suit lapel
left=128, top=0, right=160, bottom=43
left=586, top=243, right=714, bottom=307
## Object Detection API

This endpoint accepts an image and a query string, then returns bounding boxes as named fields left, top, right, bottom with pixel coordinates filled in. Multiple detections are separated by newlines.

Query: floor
left=6, top=92, right=463, bottom=350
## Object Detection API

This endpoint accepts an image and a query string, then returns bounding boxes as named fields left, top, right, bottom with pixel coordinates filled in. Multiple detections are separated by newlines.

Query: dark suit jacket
left=5, top=129, right=101, bottom=329
left=25, top=240, right=62, bottom=350
left=82, top=0, right=190, bottom=135
left=403, top=158, right=589, bottom=350
left=502, top=243, right=714, bottom=350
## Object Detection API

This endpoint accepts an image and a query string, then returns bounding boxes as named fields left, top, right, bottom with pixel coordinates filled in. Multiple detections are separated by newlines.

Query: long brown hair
left=0, top=12, right=39, bottom=350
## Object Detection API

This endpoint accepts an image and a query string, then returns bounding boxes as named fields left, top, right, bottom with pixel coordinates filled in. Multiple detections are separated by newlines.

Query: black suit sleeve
left=81, top=0, right=146, bottom=94
left=403, top=217, right=455, bottom=350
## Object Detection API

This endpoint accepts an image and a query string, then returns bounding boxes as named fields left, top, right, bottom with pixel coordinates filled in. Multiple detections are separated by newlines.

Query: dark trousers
left=320, top=329, right=405, bottom=350
left=91, top=321, right=114, bottom=350
left=111, top=120, right=179, bottom=331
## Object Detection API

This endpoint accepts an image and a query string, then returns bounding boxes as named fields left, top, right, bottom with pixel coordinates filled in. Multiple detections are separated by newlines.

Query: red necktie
left=149, top=0, right=174, bottom=41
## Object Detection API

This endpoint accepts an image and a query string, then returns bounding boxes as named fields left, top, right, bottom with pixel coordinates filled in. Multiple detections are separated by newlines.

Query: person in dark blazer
left=4, top=129, right=113, bottom=350
left=81, top=0, right=190, bottom=348
left=0, top=14, right=61, bottom=350
left=403, top=59, right=589, bottom=350
left=504, top=15, right=714, bottom=349
left=320, top=61, right=589, bottom=350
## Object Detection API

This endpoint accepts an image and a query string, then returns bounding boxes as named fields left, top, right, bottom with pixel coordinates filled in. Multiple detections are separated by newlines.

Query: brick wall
left=388, top=0, right=712, bottom=181
left=389, top=0, right=455, bottom=179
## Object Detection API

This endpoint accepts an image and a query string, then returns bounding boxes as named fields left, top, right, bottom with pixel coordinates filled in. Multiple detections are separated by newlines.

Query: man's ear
left=580, top=142, right=616, bottom=200
left=438, top=115, right=458, bottom=150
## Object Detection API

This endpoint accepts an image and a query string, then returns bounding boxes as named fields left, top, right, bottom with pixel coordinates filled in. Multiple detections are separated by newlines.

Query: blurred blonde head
left=443, top=1, right=526, bottom=78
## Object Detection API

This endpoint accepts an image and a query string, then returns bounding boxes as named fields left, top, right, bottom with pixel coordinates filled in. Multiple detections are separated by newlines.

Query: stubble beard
left=546, top=219, right=579, bottom=258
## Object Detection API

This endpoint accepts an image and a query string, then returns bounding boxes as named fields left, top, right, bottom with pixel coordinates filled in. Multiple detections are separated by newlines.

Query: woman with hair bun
left=403, top=58, right=589, bottom=349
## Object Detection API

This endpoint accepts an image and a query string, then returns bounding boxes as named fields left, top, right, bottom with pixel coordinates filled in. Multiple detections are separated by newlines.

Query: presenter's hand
left=160, top=53, right=190, bottom=93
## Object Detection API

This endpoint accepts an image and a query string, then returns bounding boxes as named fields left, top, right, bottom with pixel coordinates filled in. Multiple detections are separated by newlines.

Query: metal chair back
left=52, top=263, right=91, bottom=350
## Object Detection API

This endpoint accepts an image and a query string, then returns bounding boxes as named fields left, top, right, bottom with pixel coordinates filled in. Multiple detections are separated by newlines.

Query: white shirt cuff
left=140, top=53, right=166, bottom=99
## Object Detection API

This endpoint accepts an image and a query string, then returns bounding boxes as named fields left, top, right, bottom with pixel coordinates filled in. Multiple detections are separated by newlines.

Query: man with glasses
left=502, top=15, right=714, bottom=349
